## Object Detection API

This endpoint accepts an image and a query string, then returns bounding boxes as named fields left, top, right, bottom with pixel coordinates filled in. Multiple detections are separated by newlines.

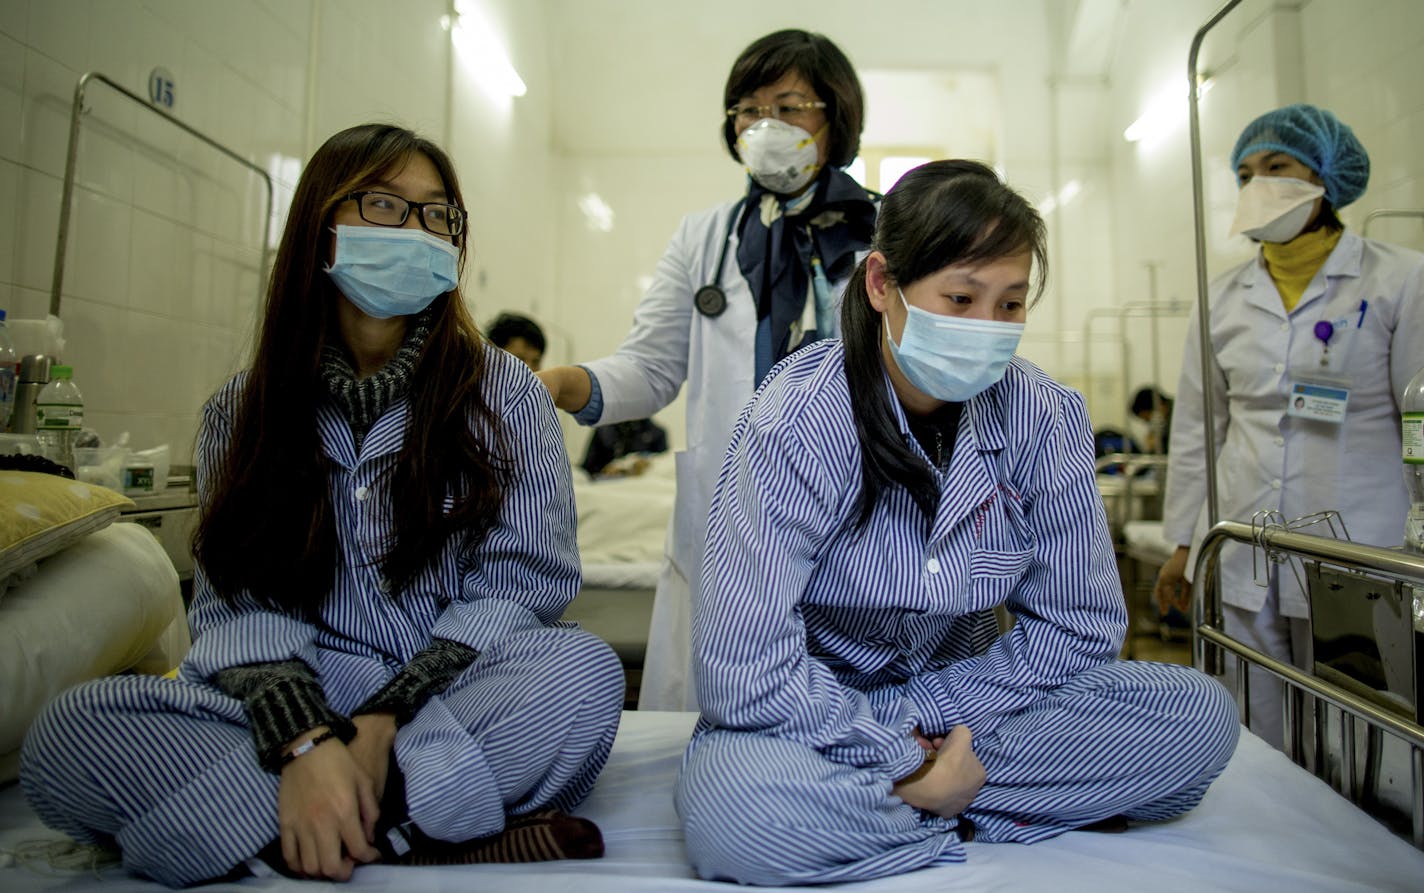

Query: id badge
left=1286, top=380, right=1349, bottom=423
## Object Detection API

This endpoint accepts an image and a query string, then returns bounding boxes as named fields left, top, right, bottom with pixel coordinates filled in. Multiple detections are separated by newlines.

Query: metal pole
left=1187, top=0, right=1244, bottom=531
left=50, top=72, right=276, bottom=318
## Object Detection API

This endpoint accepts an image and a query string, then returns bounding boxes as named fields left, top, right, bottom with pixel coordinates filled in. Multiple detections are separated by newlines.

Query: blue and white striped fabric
left=20, top=345, right=626, bottom=887
left=677, top=340, right=1240, bottom=885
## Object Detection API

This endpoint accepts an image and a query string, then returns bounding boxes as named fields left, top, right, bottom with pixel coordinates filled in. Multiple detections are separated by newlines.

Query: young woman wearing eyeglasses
left=20, top=123, right=624, bottom=885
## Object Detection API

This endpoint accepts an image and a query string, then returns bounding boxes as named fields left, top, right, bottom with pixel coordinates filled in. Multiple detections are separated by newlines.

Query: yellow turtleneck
left=1261, top=226, right=1343, bottom=313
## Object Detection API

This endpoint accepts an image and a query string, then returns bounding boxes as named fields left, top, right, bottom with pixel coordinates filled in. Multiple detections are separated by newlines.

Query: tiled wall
left=0, top=0, right=551, bottom=468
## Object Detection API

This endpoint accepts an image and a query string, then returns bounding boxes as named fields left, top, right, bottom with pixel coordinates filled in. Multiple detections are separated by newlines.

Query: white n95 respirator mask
left=737, top=118, right=823, bottom=195
left=1229, top=176, right=1325, bottom=244
left=325, top=225, right=459, bottom=319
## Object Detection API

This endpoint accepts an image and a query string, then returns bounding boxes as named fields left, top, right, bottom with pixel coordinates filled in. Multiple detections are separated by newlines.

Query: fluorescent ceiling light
left=1123, top=77, right=1213, bottom=144
left=1037, top=179, right=1082, bottom=216
left=578, top=192, right=615, bottom=232
left=450, top=1, right=527, bottom=98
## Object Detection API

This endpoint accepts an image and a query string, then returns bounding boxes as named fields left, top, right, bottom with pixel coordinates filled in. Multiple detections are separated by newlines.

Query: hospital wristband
left=279, top=729, right=338, bottom=767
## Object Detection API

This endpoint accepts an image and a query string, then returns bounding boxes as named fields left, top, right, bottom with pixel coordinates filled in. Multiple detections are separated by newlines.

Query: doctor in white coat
left=1155, top=104, right=1424, bottom=749
left=539, top=30, right=878, bottom=710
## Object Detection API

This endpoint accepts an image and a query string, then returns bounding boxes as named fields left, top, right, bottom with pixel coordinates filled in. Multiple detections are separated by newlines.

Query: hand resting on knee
left=891, top=725, right=986, bottom=818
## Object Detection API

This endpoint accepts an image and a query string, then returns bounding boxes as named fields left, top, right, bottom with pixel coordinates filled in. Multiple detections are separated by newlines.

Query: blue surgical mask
left=885, top=286, right=1024, bottom=402
left=325, top=224, right=459, bottom=319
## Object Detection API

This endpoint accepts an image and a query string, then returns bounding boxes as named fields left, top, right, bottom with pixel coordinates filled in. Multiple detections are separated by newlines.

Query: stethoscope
left=693, top=198, right=746, bottom=318
left=693, top=187, right=877, bottom=319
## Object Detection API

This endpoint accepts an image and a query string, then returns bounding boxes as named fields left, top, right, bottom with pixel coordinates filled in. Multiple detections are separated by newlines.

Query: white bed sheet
left=3, top=710, right=1422, bottom=891
left=1123, top=519, right=1176, bottom=564
left=573, top=453, right=675, bottom=569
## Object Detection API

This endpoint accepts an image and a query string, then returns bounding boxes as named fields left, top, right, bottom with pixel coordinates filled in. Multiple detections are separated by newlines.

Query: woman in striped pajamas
left=676, top=160, right=1240, bottom=885
left=20, top=124, right=625, bottom=886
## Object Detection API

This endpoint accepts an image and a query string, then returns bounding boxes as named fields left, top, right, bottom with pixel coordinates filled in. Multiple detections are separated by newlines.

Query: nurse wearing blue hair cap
left=1155, top=104, right=1424, bottom=751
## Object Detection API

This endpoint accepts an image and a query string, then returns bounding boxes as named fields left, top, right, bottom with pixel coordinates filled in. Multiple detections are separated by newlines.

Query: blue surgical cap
left=1231, top=104, right=1370, bottom=208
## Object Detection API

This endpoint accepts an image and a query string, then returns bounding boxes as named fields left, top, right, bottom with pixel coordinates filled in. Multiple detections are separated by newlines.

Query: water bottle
left=0, top=309, right=17, bottom=432
left=1402, top=365, right=1424, bottom=552
left=35, top=364, right=84, bottom=472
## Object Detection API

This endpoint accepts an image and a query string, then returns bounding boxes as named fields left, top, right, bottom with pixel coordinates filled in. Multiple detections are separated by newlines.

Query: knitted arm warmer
left=214, top=660, right=357, bottom=773
left=353, top=638, right=479, bottom=725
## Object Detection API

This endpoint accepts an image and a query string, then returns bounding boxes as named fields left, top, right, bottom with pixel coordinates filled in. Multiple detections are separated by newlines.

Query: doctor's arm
left=574, top=211, right=717, bottom=426
left=1155, top=311, right=1229, bottom=610
left=694, top=412, right=927, bottom=781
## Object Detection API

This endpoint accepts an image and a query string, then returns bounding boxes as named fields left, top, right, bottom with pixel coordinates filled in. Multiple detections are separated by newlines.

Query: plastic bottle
left=35, top=364, right=84, bottom=472
left=1402, top=365, right=1424, bottom=552
left=0, top=309, right=17, bottom=432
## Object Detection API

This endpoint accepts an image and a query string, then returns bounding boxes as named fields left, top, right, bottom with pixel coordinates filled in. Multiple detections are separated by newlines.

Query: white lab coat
left=1163, top=230, right=1424, bottom=618
left=581, top=197, right=852, bottom=710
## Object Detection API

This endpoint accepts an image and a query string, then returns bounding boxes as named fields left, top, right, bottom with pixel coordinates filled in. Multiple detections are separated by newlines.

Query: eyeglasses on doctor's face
left=726, top=100, right=828, bottom=127
left=341, top=191, right=466, bottom=236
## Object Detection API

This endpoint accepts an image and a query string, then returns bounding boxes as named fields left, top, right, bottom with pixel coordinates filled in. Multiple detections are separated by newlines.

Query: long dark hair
left=193, top=123, right=509, bottom=616
left=840, top=160, right=1047, bottom=528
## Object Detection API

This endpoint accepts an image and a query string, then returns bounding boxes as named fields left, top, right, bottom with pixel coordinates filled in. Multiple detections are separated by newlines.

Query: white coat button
left=1279, top=322, right=1288, bottom=331
left=1271, top=478, right=1282, bottom=489
left=926, top=558, right=942, bottom=574
left=1274, top=363, right=1285, bottom=373
left=1274, top=436, right=1284, bottom=447
left=354, top=486, right=369, bottom=501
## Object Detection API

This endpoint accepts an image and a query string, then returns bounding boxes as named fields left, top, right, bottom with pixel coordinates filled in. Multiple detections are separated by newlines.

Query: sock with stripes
left=395, top=810, right=604, bottom=864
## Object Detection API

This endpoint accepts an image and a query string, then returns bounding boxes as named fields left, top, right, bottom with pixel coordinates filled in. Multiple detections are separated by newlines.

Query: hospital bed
left=5, top=489, right=1424, bottom=890
left=4, top=707, right=1423, bottom=890
left=561, top=451, right=676, bottom=704
left=1095, top=452, right=1176, bottom=656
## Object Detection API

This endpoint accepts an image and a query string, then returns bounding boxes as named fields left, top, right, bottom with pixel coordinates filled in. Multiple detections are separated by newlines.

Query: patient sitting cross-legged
left=675, top=160, right=1240, bottom=886
left=19, top=123, right=624, bottom=887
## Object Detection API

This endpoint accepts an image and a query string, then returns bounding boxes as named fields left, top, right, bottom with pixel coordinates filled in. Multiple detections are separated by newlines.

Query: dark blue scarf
left=735, top=166, right=876, bottom=384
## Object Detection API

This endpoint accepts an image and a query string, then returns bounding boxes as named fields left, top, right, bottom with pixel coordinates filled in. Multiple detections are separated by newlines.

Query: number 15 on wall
left=148, top=67, right=175, bottom=109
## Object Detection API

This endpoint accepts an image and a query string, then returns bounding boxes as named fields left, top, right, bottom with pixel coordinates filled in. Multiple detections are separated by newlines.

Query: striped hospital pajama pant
left=20, top=626, right=625, bottom=887
left=676, top=660, right=1240, bottom=886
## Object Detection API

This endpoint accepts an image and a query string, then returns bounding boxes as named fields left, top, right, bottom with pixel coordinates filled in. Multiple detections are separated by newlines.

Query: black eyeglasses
left=342, top=191, right=466, bottom=236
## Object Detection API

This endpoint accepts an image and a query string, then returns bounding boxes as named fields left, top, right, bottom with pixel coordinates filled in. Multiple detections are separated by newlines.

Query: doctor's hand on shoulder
left=537, top=366, right=593, bottom=414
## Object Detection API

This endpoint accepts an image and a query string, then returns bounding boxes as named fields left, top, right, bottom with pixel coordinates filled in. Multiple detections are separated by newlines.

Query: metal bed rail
left=50, top=71, right=274, bottom=318
left=1362, top=208, right=1424, bottom=239
left=1094, top=452, right=1169, bottom=537
left=1194, top=520, right=1424, bottom=848
left=1079, top=301, right=1189, bottom=424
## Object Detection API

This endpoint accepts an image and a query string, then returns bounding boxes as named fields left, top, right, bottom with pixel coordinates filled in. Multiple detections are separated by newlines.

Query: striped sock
left=398, top=810, right=604, bottom=864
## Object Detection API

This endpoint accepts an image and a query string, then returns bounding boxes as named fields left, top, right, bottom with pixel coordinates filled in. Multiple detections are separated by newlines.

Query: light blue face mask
left=325, top=224, right=460, bottom=319
left=885, top=286, right=1024, bottom=402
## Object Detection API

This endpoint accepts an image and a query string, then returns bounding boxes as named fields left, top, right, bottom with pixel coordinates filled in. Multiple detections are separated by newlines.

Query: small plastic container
left=124, top=444, right=169, bottom=495
left=73, top=445, right=130, bottom=492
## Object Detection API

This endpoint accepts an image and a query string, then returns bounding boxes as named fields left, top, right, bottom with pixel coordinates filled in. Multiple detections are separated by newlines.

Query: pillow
left=0, top=471, right=135, bottom=581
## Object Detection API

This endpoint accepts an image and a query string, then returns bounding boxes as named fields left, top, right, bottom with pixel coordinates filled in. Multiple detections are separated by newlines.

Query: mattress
left=3, top=710, right=1422, bottom=891
left=573, top=453, right=675, bottom=571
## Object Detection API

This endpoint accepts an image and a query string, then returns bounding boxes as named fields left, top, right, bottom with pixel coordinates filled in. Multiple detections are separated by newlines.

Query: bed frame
left=1194, top=520, right=1424, bottom=848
